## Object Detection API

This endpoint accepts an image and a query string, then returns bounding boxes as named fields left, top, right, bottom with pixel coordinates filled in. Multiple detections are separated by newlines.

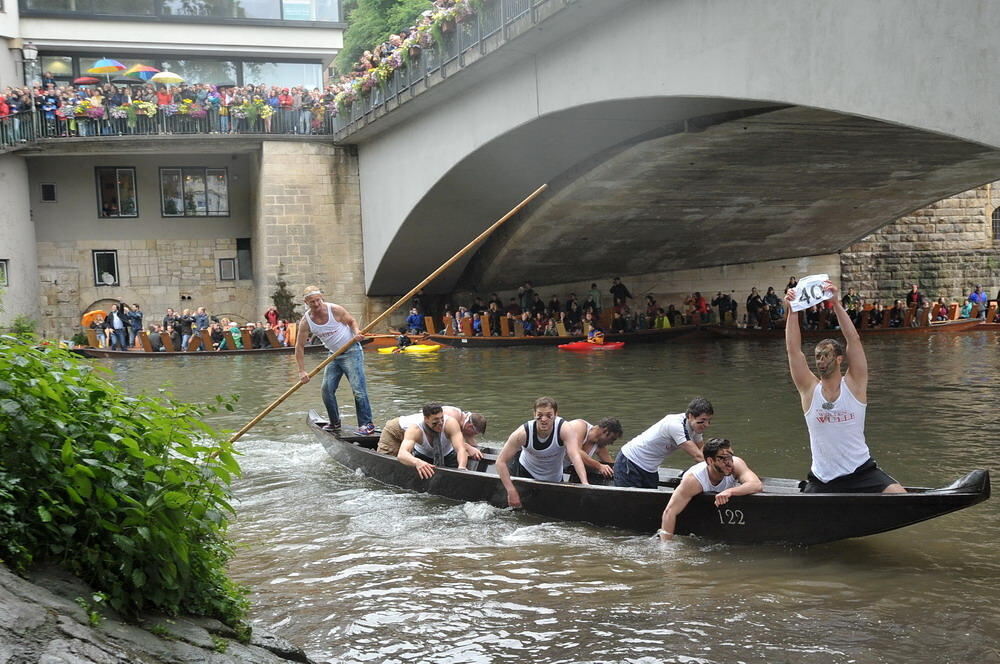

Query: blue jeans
left=111, top=328, right=128, bottom=351
left=321, top=343, right=373, bottom=427
left=613, top=454, right=659, bottom=489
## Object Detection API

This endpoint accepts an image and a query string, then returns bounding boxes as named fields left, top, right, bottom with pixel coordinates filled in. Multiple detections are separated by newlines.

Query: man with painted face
left=784, top=281, right=905, bottom=493
left=562, top=416, right=622, bottom=483
left=657, top=437, right=762, bottom=541
left=496, top=397, right=591, bottom=508
left=613, top=397, right=714, bottom=489
left=397, top=403, right=469, bottom=479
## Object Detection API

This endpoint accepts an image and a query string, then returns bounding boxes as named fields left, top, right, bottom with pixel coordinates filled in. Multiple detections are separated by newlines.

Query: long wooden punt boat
left=75, top=343, right=331, bottom=358
left=427, top=325, right=700, bottom=348
left=308, top=411, right=990, bottom=546
left=703, top=318, right=983, bottom=340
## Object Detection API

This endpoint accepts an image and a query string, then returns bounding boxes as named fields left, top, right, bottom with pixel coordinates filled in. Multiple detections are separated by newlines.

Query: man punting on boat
left=496, top=397, right=591, bottom=508
left=657, top=437, right=762, bottom=541
left=377, top=405, right=487, bottom=459
left=396, top=403, right=470, bottom=479
left=612, top=397, right=714, bottom=489
left=563, top=417, right=622, bottom=483
left=784, top=280, right=905, bottom=494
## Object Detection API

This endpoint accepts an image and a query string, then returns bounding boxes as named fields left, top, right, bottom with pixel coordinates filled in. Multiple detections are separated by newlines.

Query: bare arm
left=784, top=289, right=817, bottom=411
left=825, top=283, right=868, bottom=402
left=445, top=419, right=469, bottom=470
left=294, top=317, right=310, bottom=382
left=496, top=428, right=527, bottom=508
left=562, top=424, right=590, bottom=487
left=331, top=304, right=365, bottom=342
left=713, top=458, right=763, bottom=507
left=659, top=474, right=702, bottom=540
left=677, top=440, right=705, bottom=463
left=397, top=429, right=436, bottom=480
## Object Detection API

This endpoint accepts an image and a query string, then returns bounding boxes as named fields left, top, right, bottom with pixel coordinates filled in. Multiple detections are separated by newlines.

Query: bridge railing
left=0, top=108, right=339, bottom=152
left=334, top=0, right=554, bottom=138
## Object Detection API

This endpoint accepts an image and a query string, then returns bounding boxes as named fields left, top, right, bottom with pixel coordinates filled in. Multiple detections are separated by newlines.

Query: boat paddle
left=227, top=183, right=549, bottom=444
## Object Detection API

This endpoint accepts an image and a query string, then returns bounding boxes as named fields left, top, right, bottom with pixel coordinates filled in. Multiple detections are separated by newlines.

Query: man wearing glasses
left=657, top=438, right=761, bottom=541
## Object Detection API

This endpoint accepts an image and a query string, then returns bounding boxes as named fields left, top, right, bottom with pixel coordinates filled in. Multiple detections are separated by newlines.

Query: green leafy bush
left=0, top=335, right=247, bottom=622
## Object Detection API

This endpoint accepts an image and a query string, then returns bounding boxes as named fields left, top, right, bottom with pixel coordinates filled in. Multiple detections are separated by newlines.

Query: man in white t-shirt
left=612, top=397, right=714, bottom=489
left=657, top=437, right=761, bottom=541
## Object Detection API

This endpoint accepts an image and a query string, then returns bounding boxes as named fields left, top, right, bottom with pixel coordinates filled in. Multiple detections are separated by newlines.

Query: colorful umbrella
left=125, top=64, right=160, bottom=81
left=87, top=58, right=127, bottom=74
left=73, top=76, right=100, bottom=85
left=81, top=310, right=107, bottom=327
left=150, top=71, right=184, bottom=84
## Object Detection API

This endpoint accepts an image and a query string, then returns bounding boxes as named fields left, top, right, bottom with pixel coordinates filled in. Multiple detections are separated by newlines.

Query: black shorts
left=803, top=458, right=898, bottom=493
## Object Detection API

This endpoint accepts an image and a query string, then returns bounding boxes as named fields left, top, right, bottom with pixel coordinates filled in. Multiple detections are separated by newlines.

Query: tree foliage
left=334, top=0, right=433, bottom=74
left=0, top=335, right=247, bottom=622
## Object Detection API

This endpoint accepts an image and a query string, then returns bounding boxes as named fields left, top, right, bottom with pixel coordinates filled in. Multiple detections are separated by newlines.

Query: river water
left=106, top=331, right=1000, bottom=664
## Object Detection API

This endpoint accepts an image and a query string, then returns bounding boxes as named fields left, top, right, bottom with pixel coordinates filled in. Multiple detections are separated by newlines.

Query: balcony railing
left=333, top=0, right=559, bottom=140
left=0, top=108, right=338, bottom=151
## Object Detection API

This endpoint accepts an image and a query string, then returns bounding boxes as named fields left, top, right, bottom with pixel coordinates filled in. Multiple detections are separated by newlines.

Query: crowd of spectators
left=2, top=77, right=342, bottom=141
left=89, top=302, right=298, bottom=352
left=406, top=277, right=999, bottom=338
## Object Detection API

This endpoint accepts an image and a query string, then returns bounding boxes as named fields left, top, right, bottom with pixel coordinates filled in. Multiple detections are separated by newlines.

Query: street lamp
left=21, top=42, right=39, bottom=139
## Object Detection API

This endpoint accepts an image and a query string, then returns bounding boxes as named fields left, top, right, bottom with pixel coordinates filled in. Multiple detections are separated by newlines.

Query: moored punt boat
left=703, top=317, right=983, bottom=340
left=427, top=325, right=699, bottom=348
left=307, top=411, right=990, bottom=546
left=74, top=343, right=332, bottom=358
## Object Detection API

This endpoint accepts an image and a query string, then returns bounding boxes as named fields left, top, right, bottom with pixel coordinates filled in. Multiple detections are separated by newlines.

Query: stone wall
left=254, top=142, right=366, bottom=322
left=841, top=184, right=1000, bottom=304
left=36, top=238, right=256, bottom=339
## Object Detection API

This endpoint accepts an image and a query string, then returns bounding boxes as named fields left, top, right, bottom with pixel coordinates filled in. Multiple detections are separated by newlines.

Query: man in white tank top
left=496, top=397, right=591, bottom=508
left=784, top=280, right=905, bottom=494
left=397, top=403, right=469, bottom=479
left=377, top=405, right=487, bottom=457
left=657, top=438, right=761, bottom=541
left=562, top=417, right=622, bottom=483
left=294, top=285, right=375, bottom=435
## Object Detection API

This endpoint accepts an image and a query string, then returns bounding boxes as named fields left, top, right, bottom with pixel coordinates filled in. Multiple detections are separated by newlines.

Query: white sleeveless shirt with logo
left=687, top=460, right=740, bottom=493
left=804, top=379, right=870, bottom=482
left=305, top=302, right=353, bottom=352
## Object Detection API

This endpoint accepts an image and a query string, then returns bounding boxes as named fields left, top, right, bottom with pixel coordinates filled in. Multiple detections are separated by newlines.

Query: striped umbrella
left=150, top=71, right=184, bottom=84
left=125, top=64, right=160, bottom=81
left=87, top=58, right=127, bottom=74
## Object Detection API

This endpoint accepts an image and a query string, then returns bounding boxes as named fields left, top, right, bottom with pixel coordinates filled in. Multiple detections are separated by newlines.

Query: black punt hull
left=427, top=325, right=700, bottom=348
left=307, top=413, right=989, bottom=545
left=75, top=344, right=329, bottom=359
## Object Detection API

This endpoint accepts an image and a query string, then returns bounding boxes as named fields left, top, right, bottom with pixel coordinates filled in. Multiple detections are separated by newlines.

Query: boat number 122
left=717, top=508, right=746, bottom=525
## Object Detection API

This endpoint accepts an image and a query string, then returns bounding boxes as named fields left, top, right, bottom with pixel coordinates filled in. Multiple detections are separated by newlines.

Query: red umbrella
left=73, top=76, right=101, bottom=85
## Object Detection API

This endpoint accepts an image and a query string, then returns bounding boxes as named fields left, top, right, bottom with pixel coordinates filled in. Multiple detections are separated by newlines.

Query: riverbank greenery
left=334, top=0, right=433, bottom=74
left=0, top=335, right=247, bottom=623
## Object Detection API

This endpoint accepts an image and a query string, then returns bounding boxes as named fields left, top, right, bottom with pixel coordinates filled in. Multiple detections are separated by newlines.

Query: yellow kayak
left=376, top=344, right=442, bottom=354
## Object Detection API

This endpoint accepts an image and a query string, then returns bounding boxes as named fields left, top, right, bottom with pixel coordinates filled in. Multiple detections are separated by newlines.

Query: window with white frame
left=92, top=251, right=119, bottom=287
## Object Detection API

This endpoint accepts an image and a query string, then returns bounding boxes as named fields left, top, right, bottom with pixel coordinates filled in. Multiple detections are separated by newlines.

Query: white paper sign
left=790, top=273, right=833, bottom=312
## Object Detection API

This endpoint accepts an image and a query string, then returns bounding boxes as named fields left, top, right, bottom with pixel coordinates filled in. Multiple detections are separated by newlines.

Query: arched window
left=993, top=206, right=1000, bottom=240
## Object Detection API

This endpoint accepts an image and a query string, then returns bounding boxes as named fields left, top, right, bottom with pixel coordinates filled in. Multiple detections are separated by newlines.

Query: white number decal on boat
left=717, top=509, right=746, bottom=525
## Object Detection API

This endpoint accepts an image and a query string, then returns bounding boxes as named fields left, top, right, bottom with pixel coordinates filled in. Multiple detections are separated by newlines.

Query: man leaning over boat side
left=657, top=437, right=762, bottom=541
left=396, top=403, right=470, bottom=479
left=612, top=398, right=714, bottom=489
left=294, top=285, right=376, bottom=435
left=563, top=417, right=622, bottom=484
left=496, top=396, right=591, bottom=508
left=377, top=406, right=487, bottom=458
left=784, top=281, right=906, bottom=494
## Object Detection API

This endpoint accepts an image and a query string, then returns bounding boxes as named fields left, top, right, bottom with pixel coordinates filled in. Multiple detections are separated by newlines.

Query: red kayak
left=557, top=341, right=626, bottom=351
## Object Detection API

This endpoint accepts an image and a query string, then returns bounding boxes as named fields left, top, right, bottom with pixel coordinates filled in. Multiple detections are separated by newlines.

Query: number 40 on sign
left=790, top=273, right=834, bottom=313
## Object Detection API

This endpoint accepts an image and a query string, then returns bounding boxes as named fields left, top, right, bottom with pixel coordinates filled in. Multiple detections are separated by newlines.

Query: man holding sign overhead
left=784, top=278, right=906, bottom=494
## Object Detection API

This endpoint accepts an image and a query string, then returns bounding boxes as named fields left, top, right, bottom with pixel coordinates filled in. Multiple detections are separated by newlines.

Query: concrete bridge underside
left=358, top=0, right=1000, bottom=296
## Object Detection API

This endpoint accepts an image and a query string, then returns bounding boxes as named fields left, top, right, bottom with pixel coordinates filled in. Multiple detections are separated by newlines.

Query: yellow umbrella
left=150, top=71, right=184, bottom=84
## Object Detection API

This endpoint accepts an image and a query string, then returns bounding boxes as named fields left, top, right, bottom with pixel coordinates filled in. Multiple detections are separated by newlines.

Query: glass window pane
left=41, top=56, right=74, bottom=77
left=161, top=168, right=183, bottom=216
left=236, top=0, right=282, bottom=19
left=162, top=0, right=235, bottom=17
left=93, top=251, right=119, bottom=286
left=116, top=169, right=138, bottom=216
left=93, top=0, right=154, bottom=15
left=236, top=238, right=253, bottom=279
left=282, top=0, right=339, bottom=21
left=0, top=260, right=8, bottom=288
left=242, top=61, right=322, bottom=89
left=24, top=0, right=74, bottom=10
left=182, top=168, right=207, bottom=216
left=161, top=59, right=238, bottom=86
left=206, top=169, right=229, bottom=215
